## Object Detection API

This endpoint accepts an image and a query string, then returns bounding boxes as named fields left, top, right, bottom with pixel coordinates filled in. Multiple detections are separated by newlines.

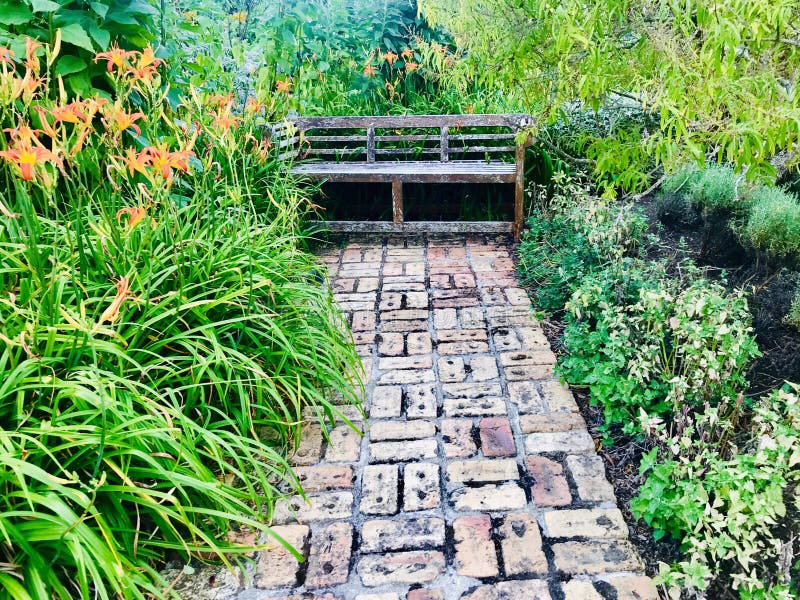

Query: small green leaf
left=0, top=1, right=33, bottom=25
left=54, top=54, right=86, bottom=76
left=59, top=23, right=94, bottom=53
left=87, top=22, right=109, bottom=49
left=31, top=0, right=61, bottom=12
left=89, top=1, right=108, bottom=18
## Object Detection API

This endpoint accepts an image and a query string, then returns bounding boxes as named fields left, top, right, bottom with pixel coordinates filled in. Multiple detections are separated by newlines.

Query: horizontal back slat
left=294, top=113, right=532, bottom=130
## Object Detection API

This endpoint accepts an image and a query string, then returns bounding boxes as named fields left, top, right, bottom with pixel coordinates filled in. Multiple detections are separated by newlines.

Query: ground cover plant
left=0, top=37, right=360, bottom=598
left=518, top=174, right=800, bottom=599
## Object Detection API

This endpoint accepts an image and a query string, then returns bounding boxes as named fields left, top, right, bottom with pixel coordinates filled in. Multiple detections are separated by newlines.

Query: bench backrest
left=272, top=114, right=533, bottom=163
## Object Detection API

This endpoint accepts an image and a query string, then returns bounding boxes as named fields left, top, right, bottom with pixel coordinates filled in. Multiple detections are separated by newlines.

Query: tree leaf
left=87, top=22, right=110, bottom=49
left=0, top=1, right=33, bottom=25
left=59, top=23, right=94, bottom=53
left=30, top=0, right=61, bottom=12
left=89, top=1, right=108, bottom=18
left=54, top=54, right=86, bottom=76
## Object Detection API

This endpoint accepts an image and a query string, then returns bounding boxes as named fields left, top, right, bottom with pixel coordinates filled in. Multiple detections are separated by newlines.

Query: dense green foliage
left=517, top=177, right=798, bottom=598
left=421, top=0, right=800, bottom=190
left=0, top=39, right=359, bottom=598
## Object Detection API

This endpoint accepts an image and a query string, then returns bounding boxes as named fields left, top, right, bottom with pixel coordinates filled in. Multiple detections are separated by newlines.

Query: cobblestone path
left=183, top=234, right=657, bottom=600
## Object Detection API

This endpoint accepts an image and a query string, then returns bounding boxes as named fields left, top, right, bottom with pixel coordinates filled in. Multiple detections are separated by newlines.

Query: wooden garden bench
left=272, top=114, right=533, bottom=238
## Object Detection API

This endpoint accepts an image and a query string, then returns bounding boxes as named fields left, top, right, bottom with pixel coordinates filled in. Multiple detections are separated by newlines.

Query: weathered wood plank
left=392, top=179, right=403, bottom=224
left=440, top=125, right=449, bottom=162
left=311, top=220, right=515, bottom=234
left=294, top=113, right=532, bottom=130
left=366, top=126, right=376, bottom=163
left=447, top=145, right=516, bottom=153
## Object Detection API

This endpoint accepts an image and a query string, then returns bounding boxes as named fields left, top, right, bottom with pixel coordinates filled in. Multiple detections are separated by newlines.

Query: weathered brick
left=442, top=382, right=502, bottom=398
left=361, top=464, right=399, bottom=515
left=273, top=492, right=353, bottom=524
left=447, top=459, right=518, bottom=483
left=254, top=524, right=309, bottom=588
left=405, top=384, right=438, bottom=418
left=480, top=287, right=506, bottom=305
left=378, top=369, right=435, bottom=385
left=378, top=332, right=405, bottom=356
left=294, top=465, right=354, bottom=493
left=305, top=522, right=353, bottom=589
left=551, top=540, right=643, bottom=574
left=381, top=309, right=429, bottom=321
left=379, top=292, right=403, bottom=311
left=493, top=327, right=521, bottom=351
left=469, top=355, right=499, bottom=381
left=441, top=419, right=477, bottom=458
left=543, top=508, right=628, bottom=539
left=405, top=291, right=429, bottom=309
left=291, top=423, right=324, bottom=466
left=357, top=551, right=445, bottom=586
left=606, top=576, right=659, bottom=600
left=460, top=307, right=486, bottom=329
left=378, top=355, right=433, bottom=370
left=454, top=273, right=475, bottom=288
left=356, top=593, right=400, bottom=600
left=382, top=319, right=429, bottom=332
left=403, top=462, right=440, bottom=511
left=497, top=513, right=547, bottom=576
left=369, top=420, right=436, bottom=441
left=508, top=381, right=547, bottom=414
left=370, top=386, right=403, bottom=418
left=437, top=329, right=487, bottom=342
left=352, top=311, right=376, bottom=332
left=566, top=455, right=616, bottom=503
left=517, top=326, right=549, bottom=350
left=450, top=482, right=527, bottom=511
left=561, top=580, right=602, bottom=600
left=360, top=516, right=444, bottom=553
left=504, top=288, right=531, bottom=306
left=453, top=515, right=498, bottom=578
left=500, top=350, right=557, bottom=366
left=524, top=430, right=595, bottom=454
left=334, top=278, right=356, bottom=293
left=438, top=356, right=467, bottom=383
left=407, top=589, right=444, bottom=600
left=504, top=364, right=553, bottom=381
left=167, top=564, right=242, bottom=599
left=520, top=411, right=586, bottom=433
left=443, top=397, right=506, bottom=417
left=526, top=456, right=571, bottom=507
left=460, top=580, right=552, bottom=600
left=541, top=380, right=580, bottom=413
left=479, top=417, right=516, bottom=457
left=357, top=277, right=379, bottom=293
left=325, top=425, right=362, bottom=463
left=407, top=332, right=433, bottom=354
left=438, top=341, right=490, bottom=355
left=369, top=439, right=438, bottom=463
left=433, top=308, right=457, bottom=329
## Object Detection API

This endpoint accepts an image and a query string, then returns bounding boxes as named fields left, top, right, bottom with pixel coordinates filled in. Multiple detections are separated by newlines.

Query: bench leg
left=392, top=179, right=404, bottom=225
left=513, top=146, right=525, bottom=240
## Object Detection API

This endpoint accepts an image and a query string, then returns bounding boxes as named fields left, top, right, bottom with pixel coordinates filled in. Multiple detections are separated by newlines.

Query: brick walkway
left=178, top=234, right=657, bottom=600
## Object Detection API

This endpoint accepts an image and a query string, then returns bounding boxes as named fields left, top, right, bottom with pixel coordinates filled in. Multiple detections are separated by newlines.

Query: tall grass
left=0, top=41, right=360, bottom=598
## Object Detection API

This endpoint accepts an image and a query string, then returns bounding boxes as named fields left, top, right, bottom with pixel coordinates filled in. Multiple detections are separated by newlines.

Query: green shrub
left=661, top=166, right=702, bottom=196
left=740, top=187, right=800, bottom=258
left=687, top=164, right=742, bottom=212
left=788, top=287, right=800, bottom=330
left=633, top=385, right=800, bottom=599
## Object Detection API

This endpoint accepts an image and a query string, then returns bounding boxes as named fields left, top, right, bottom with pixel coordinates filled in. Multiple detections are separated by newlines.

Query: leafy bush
left=687, top=164, right=743, bottom=212
left=740, top=187, right=800, bottom=258
left=788, top=287, right=800, bottom=331
left=0, top=40, right=360, bottom=597
left=633, top=385, right=800, bottom=599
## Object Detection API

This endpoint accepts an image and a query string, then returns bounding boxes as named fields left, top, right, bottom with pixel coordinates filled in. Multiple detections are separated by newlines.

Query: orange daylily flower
left=102, top=103, right=145, bottom=137
left=25, top=38, right=42, bottom=74
left=120, top=147, right=149, bottom=177
left=401, top=48, right=414, bottom=60
left=0, top=138, right=63, bottom=181
left=143, top=146, right=193, bottom=180
left=363, top=65, right=377, bottom=77
left=211, top=110, right=242, bottom=133
left=245, top=97, right=266, bottom=115
left=99, top=277, right=133, bottom=325
left=0, top=47, right=14, bottom=68
left=404, top=62, right=419, bottom=72
left=383, top=51, right=398, bottom=66
left=116, top=205, right=151, bottom=228
left=275, top=80, right=292, bottom=94
left=95, top=44, right=137, bottom=74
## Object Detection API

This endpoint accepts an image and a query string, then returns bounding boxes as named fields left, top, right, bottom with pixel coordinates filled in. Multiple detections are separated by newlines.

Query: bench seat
left=291, top=160, right=517, bottom=184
